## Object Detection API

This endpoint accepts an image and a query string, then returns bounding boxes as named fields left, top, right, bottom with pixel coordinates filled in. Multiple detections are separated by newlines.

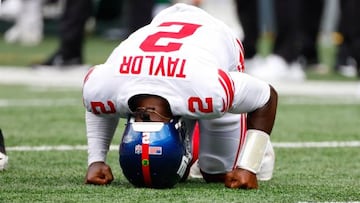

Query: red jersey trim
left=218, top=69, right=235, bottom=110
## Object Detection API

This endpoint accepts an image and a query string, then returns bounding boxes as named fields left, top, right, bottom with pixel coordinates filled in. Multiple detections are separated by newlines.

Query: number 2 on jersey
left=139, top=21, right=215, bottom=114
left=140, top=22, right=201, bottom=52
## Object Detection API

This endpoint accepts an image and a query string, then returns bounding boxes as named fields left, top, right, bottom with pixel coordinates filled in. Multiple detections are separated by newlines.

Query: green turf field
left=0, top=35, right=117, bottom=67
left=0, top=84, right=359, bottom=203
left=1, top=35, right=360, bottom=202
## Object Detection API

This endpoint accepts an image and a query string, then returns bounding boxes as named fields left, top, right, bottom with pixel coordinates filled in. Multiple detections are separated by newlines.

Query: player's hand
left=85, top=162, right=114, bottom=185
left=224, top=168, right=258, bottom=189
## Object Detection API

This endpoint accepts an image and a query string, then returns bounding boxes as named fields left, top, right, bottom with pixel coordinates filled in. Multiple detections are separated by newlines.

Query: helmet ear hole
left=119, top=117, right=191, bottom=188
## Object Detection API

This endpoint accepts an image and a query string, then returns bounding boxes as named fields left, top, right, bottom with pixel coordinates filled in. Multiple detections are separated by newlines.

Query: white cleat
left=247, top=54, right=306, bottom=84
left=244, top=55, right=265, bottom=73
left=248, top=54, right=289, bottom=83
left=288, top=61, right=306, bottom=82
left=0, top=0, right=22, bottom=20
left=189, top=160, right=203, bottom=179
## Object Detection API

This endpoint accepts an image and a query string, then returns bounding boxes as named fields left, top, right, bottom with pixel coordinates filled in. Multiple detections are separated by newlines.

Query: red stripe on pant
left=233, top=113, right=247, bottom=169
left=191, top=122, right=200, bottom=166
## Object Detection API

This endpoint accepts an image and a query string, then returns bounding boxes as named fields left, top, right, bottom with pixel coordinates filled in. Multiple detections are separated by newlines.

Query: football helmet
left=119, top=117, right=191, bottom=188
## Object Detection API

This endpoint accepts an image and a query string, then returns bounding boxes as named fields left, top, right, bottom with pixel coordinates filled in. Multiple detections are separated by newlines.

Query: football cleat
left=0, top=129, right=6, bottom=155
left=0, top=129, right=9, bottom=171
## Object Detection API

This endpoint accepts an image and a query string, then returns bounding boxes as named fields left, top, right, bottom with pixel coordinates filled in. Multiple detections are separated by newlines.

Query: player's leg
left=197, top=113, right=246, bottom=182
left=198, top=113, right=275, bottom=182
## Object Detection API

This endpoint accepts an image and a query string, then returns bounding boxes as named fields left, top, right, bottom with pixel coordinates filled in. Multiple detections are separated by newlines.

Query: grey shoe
left=0, top=129, right=6, bottom=155
left=0, top=129, right=8, bottom=170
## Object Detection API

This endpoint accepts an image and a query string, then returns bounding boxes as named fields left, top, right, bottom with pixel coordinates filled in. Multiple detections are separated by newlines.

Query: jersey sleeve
left=86, top=111, right=119, bottom=165
left=228, top=72, right=270, bottom=113
left=82, top=64, right=121, bottom=117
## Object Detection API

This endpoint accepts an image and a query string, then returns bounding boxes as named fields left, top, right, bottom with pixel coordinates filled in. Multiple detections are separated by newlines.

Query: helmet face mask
left=119, top=117, right=191, bottom=189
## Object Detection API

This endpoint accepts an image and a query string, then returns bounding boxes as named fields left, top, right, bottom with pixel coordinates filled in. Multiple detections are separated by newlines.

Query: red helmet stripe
left=141, top=135, right=152, bottom=186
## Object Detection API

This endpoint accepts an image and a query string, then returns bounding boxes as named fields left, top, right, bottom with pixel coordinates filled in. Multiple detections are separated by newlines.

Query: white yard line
left=271, top=81, right=360, bottom=97
left=273, top=141, right=360, bottom=148
left=0, top=66, right=88, bottom=88
left=0, top=96, right=359, bottom=108
left=280, top=97, right=360, bottom=105
left=6, top=141, right=360, bottom=151
left=0, top=98, right=80, bottom=107
left=0, top=97, right=360, bottom=108
left=1, top=67, right=359, bottom=151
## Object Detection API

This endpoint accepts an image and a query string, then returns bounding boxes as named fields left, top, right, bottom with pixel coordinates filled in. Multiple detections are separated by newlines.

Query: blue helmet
left=119, top=117, right=191, bottom=188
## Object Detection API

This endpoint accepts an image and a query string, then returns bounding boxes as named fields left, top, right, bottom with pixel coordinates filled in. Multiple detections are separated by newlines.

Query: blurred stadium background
left=0, top=0, right=359, bottom=95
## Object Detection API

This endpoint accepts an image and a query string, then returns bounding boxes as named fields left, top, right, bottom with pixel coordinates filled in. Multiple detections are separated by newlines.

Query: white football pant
left=189, top=140, right=275, bottom=181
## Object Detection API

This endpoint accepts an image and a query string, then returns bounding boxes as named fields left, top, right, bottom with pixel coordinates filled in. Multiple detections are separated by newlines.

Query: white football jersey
left=83, top=3, right=273, bottom=173
left=83, top=3, right=269, bottom=119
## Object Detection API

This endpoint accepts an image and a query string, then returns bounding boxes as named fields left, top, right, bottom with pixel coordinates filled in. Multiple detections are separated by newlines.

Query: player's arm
left=226, top=73, right=278, bottom=189
left=228, top=73, right=278, bottom=134
left=247, top=85, right=277, bottom=134
left=84, top=111, right=119, bottom=185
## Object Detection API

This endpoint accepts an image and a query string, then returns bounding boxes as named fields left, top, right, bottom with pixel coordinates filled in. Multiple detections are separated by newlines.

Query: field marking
left=6, top=141, right=360, bottom=151
left=0, top=98, right=80, bottom=107
left=280, top=97, right=360, bottom=105
left=0, top=96, right=359, bottom=108
left=1, top=66, right=360, bottom=97
left=273, top=141, right=360, bottom=148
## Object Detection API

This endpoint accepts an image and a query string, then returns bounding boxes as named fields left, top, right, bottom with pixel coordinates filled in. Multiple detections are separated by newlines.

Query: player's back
left=106, top=3, right=241, bottom=73
left=83, top=4, right=240, bottom=119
